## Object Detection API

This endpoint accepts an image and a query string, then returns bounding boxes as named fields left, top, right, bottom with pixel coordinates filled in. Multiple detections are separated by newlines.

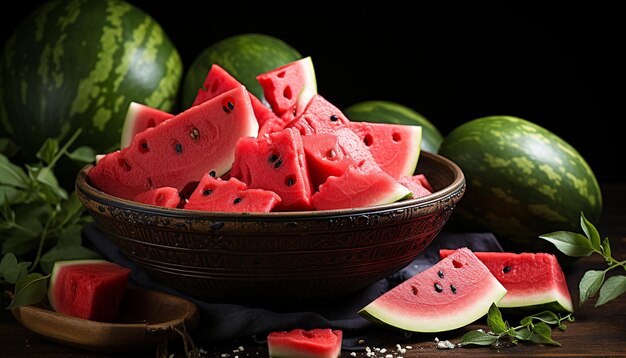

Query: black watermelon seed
left=209, top=171, right=216, bottom=177
left=503, top=266, right=512, bottom=273
left=330, top=115, right=339, bottom=122
left=450, top=285, right=457, bottom=294
left=274, top=159, right=283, bottom=168
left=268, top=154, right=279, bottom=163
left=175, top=143, right=183, bottom=153
left=222, top=106, right=230, bottom=113
left=233, top=197, right=242, bottom=204
left=434, top=283, right=443, bottom=293
left=141, top=142, right=148, bottom=150
left=438, top=270, right=444, bottom=278
left=227, top=101, right=234, bottom=110
left=286, top=177, right=294, bottom=186
left=202, top=189, right=212, bottom=196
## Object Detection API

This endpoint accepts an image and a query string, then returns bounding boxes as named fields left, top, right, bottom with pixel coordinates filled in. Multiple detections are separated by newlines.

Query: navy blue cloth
left=83, top=224, right=501, bottom=347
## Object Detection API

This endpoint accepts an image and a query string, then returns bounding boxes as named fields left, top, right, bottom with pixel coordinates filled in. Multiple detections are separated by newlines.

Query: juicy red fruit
left=267, top=328, right=342, bottom=358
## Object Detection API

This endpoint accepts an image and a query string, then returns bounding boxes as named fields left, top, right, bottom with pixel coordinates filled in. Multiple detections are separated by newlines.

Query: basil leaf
left=459, top=330, right=498, bottom=346
left=539, top=231, right=593, bottom=257
left=579, top=270, right=605, bottom=304
left=7, top=273, right=49, bottom=309
left=487, top=303, right=507, bottom=334
left=601, top=237, right=611, bottom=258
left=36, top=138, right=59, bottom=165
left=0, top=154, right=29, bottom=188
left=1, top=232, right=40, bottom=256
left=521, top=311, right=560, bottom=325
left=514, top=327, right=532, bottom=341
left=580, top=212, right=601, bottom=251
left=0, top=253, right=19, bottom=283
left=529, top=322, right=560, bottom=346
left=596, top=275, right=626, bottom=306
left=67, top=146, right=96, bottom=163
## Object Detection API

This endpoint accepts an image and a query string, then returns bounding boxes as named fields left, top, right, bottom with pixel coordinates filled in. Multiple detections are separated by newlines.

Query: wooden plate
left=11, top=286, right=199, bottom=352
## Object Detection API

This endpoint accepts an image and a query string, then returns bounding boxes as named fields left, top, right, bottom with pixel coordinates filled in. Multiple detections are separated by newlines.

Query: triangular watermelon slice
left=120, top=102, right=174, bottom=148
left=193, top=64, right=278, bottom=128
left=301, top=133, right=350, bottom=190
left=440, top=250, right=574, bottom=313
left=131, top=187, right=180, bottom=208
left=88, top=86, right=258, bottom=200
left=185, top=173, right=281, bottom=213
left=256, top=56, right=317, bottom=116
left=359, top=248, right=507, bottom=332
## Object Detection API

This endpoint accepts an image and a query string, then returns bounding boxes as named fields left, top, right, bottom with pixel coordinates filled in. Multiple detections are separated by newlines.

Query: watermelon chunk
left=256, top=56, right=317, bottom=116
left=348, top=121, right=422, bottom=178
left=312, top=163, right=412, bottom=210
left=398, top=175, right=432, bottom=199
left=88, top=86, right=258, bottom=200
left=120, top=102, right=174, bottom=148
left=231, top=128, right=314, bottom=211
left=440, top=250, right=574, bottom=313
left=193, top=64, right=278, bottom=128
left=267, top=328, right=342, bottom=358
left=185, top=173, right=281, bottom=213
left=131, top=187, right=180, bottom=208
left=48, top=260, right=131, bottom=322
left=359, top=248, right=507, bottom=332
left=301, top=134, right=350, bottom=190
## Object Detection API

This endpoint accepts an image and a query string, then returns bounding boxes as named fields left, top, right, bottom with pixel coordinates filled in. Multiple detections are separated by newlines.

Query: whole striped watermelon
left=438, top=116, right=602, bottom=252
left=343, top=101, right=443, bottom=153
left=0, top=0, right=182, bottom=156
left=181, top=34, right=302, bottom=109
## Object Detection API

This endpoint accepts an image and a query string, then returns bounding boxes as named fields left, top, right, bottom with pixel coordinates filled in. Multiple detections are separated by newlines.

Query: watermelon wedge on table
left=440, top=250, right=574, bottom=312
left=267, top=328, right=342, bottom=358
left=359, top=248, right=507, bottom=332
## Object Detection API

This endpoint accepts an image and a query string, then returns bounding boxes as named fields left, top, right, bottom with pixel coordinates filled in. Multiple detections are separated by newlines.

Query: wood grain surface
left=1, top=184, right=625, bottom=358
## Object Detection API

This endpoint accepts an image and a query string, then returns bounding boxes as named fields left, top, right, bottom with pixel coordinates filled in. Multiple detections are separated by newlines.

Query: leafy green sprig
left=460, top=304, right=574, bottom=347
left=0, top=131, right=98, bottom=308
left=540, top=212, right=626, bottom=306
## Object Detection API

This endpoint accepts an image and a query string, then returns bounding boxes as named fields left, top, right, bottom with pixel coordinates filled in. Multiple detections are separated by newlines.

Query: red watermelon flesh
left=414, top=173, right=433, bottom=192
left=193, top=64, right=278, bottom=128
left=231, top=128, right=314, bottom=211
left=398, top=175, right=432, bottom=199
left=131, top=187, right=180, bottom=208
left=267, top=328, right=342, bottom=358
left=256, top=56, right=317, bottom=116
left=301, top=134, right=350, bottom=190
left=185, top=173, right=281, bottom=213
left=348, top=121, right=422, bottom=179
left=88, top=86, right=258, bottom=200
left=312, top=163, right=412, bottom=210
left=120, top=102, right=173, bottom=148
left=358, top=247, right=507, bottom=332
left=440, top=250, right=573, bottom=312
left=48, top=260, right=131, bottom=322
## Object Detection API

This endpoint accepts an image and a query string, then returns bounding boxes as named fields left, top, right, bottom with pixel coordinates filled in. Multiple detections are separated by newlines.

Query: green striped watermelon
left=343, top=100, right=443, bottom=153
left=0, top=0, right=182, bottom=156
left=438, top=116, right=602, bottom=252
left=181, top=34, right=302, bottom=109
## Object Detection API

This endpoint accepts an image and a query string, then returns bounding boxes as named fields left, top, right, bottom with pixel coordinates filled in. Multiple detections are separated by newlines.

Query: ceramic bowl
left=75, top=151, right=465, bottom=303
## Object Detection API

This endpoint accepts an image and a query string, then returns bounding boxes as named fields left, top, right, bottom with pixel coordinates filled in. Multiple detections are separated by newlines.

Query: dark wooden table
left=2, top=184, right=625, bottom=358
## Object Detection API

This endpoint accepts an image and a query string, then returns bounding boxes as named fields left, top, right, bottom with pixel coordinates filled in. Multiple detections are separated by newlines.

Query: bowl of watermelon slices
left=75, top=59, right=465, bottom=303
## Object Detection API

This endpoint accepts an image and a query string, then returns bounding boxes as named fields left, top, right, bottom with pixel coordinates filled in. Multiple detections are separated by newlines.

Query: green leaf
left=0, top=253, right=19, bottom=283
left=67, top=146, right=96, bottom=163
left=0, top=185, right=20, bottom=206
left=52, top=193, right=85, bottom=229
left=580, top=212, right=601, bottom=251
left=1, top=232, right=40, bottom=256
left=596, top=275, right=626, bottom=306
left=520, top=311, right=560, bottom=326
left=514, top=327, right=532, bottom=341
left=0, top=154, right=29, bottom=188
left=529, top=322, right=560, bottom=346
left=36, top=138, right=59, bottom=165
left=601, top=237, right=611, bottom=258
left=487, top=303, right=507, bottom=334
left=0, top=138, right=19, bottom=157
left=7, top=273, right=49, bottom=309
left=579, top=270, right=605, bottom=304
left=459, top=330, right=498, bottom=346
left=539, top=231, right=594, bottom=257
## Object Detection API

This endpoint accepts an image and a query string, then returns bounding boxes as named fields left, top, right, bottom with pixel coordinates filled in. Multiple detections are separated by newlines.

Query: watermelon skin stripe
left=0, top=0, right=183, bottom=156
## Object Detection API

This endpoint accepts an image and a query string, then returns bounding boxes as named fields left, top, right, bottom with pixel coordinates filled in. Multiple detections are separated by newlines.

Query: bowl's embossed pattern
left=77, top=152, right=465, bottom=302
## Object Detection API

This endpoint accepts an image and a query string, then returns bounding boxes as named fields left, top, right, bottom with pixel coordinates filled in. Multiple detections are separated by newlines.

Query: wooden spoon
left=11, top=286, right=199, bottom=352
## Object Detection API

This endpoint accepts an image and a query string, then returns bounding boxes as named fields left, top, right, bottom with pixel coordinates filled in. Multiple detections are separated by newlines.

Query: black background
left=1, top=3, right=623, bottom=183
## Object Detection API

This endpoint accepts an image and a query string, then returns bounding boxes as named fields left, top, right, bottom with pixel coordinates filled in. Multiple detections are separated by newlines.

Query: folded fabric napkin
left=83, top=224, right=502, bottom=348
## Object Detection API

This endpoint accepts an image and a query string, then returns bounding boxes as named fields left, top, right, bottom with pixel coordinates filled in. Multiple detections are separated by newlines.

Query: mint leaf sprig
left=540, top=212, right=626, bottom=307
left=460, top=304, right=574, bottom=347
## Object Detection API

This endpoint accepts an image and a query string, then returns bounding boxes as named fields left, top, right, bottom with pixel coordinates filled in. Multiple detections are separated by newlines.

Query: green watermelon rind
left=0, top=0, right=183, bottom=156
left=48, top=259, right=110, bottom=314
left=344, top=101, right=443, bottom=153
left=498, top=292, right=574, bottom=313
left=438, top=115, right=602, bottom=252
left=358, top=249, right=507, bottom=333
left=119, top=102, right=174, bottom=148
